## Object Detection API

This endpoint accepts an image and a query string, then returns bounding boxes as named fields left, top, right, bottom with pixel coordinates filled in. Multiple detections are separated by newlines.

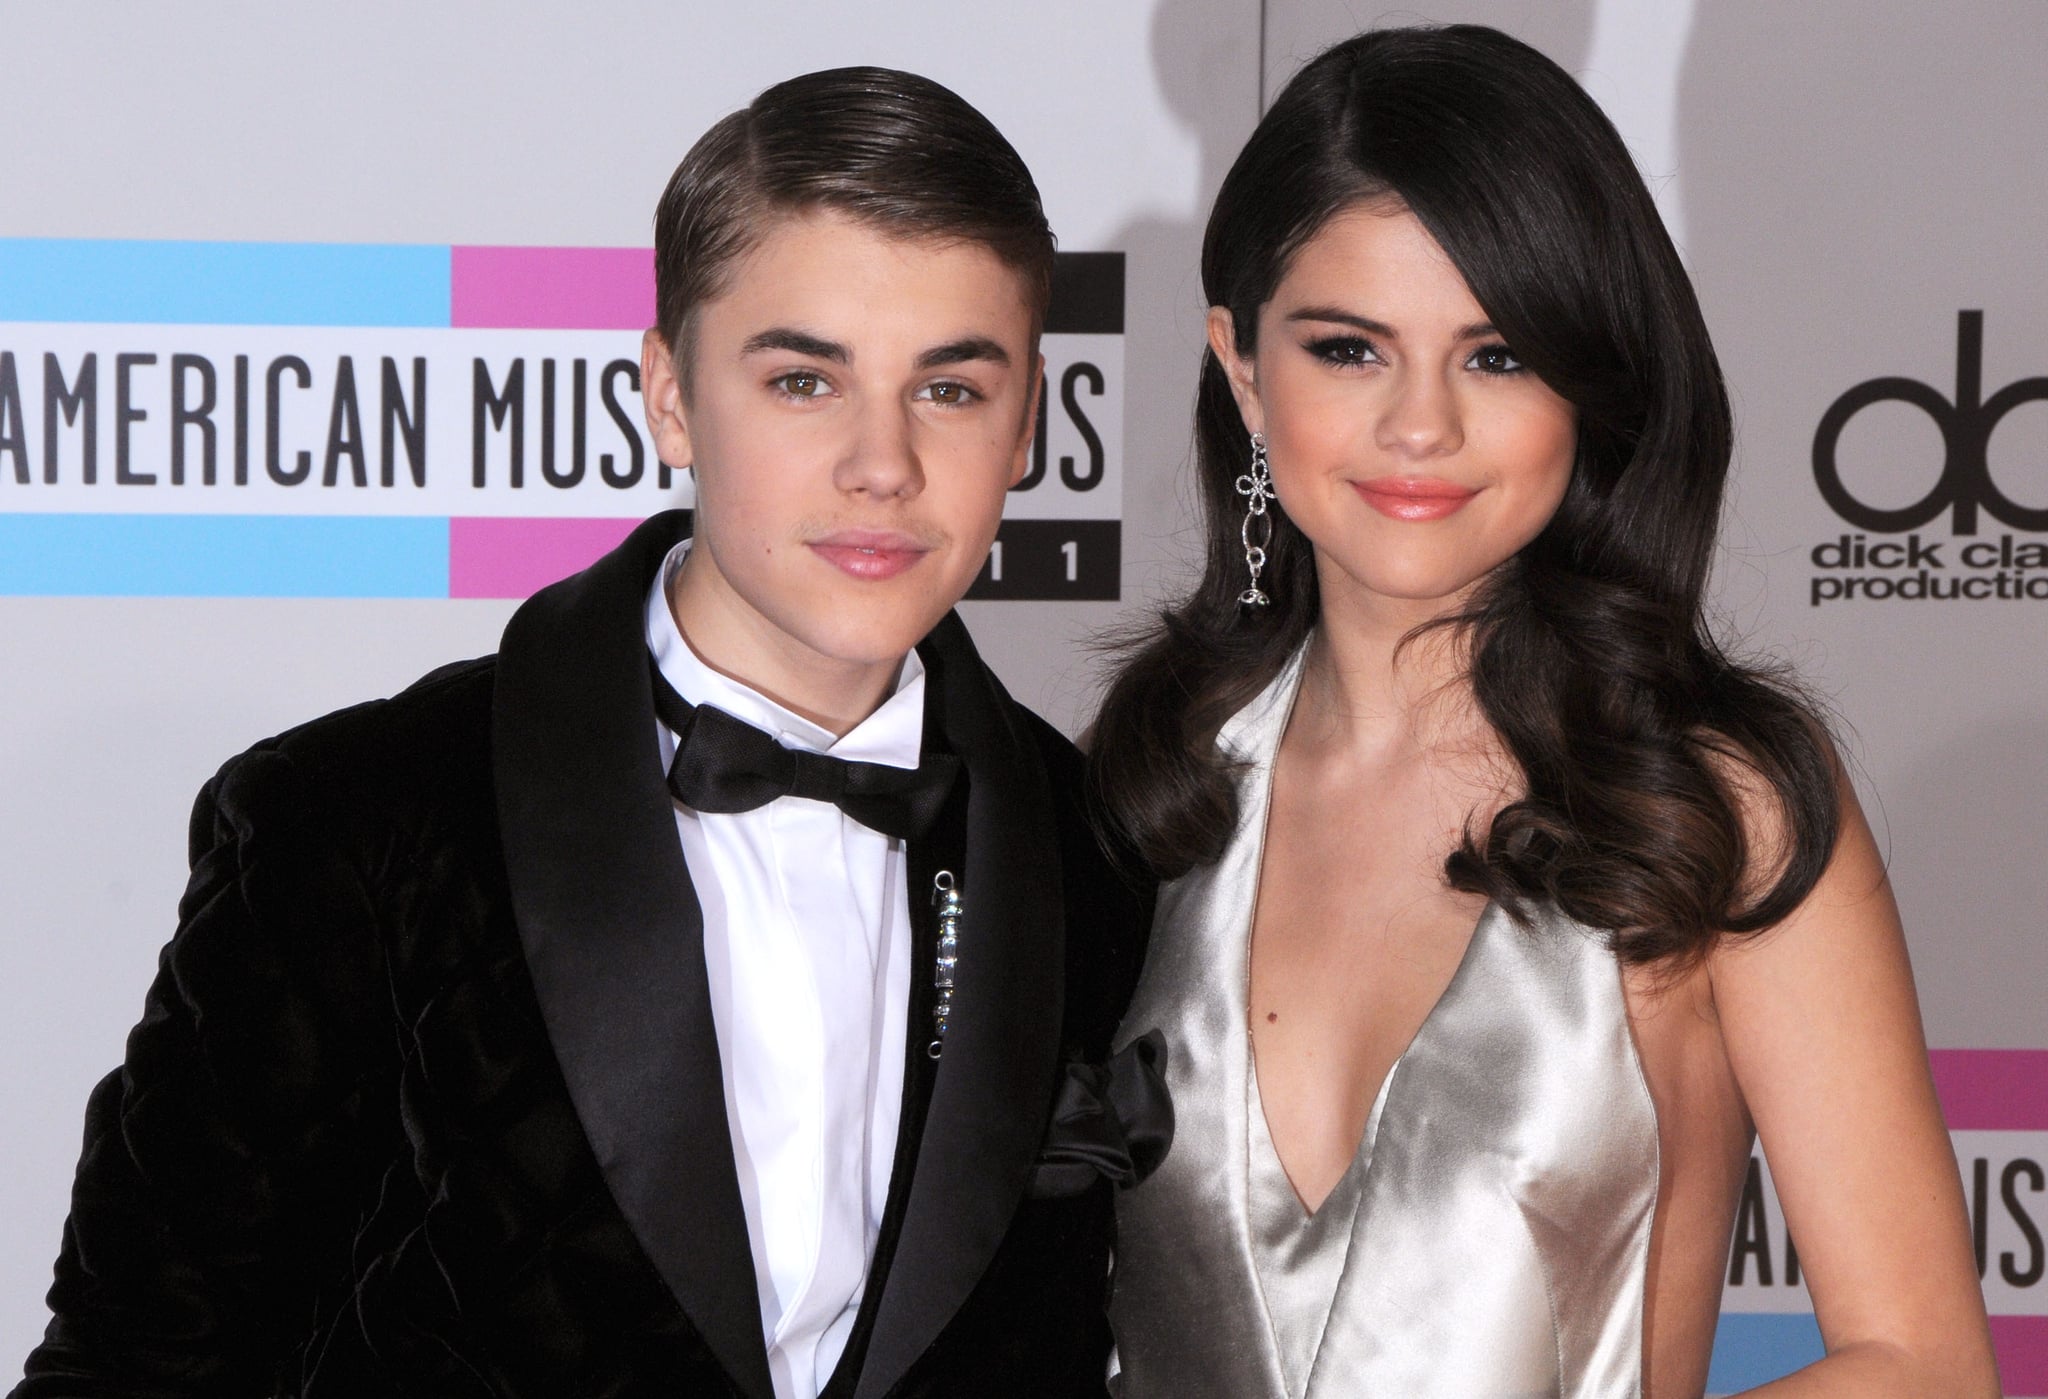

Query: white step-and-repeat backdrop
left=3, top=1, right=2041, bottom=1390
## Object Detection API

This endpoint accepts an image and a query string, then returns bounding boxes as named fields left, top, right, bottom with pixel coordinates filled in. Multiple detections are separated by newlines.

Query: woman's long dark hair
left=1090, top=24, right=1839, bottom=965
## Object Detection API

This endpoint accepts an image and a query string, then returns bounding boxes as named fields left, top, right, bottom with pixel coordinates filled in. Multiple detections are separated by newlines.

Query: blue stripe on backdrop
left=1707, top=1313, right=1826, bottom=1393
left=0, top=515, right=447, bottom=597
left=0, top=239, right=449, bottom=326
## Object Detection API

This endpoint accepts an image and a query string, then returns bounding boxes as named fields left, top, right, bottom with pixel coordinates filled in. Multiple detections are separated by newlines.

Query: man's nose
left=835, top=398, right=925, bottom=499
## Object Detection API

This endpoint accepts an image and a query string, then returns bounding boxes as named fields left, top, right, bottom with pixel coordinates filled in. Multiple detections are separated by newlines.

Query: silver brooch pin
left=928, top=870, right=961, bottom=1059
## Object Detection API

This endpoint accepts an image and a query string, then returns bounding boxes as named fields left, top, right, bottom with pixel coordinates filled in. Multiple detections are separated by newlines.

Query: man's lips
left=807, top=530, right=934, bottom=581
left=1352, top=477, right=1479, bottom=521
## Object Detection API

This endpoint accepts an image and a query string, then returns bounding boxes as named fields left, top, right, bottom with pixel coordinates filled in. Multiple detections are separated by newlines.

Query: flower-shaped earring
left=1236, top=431, right=1275, bottom=606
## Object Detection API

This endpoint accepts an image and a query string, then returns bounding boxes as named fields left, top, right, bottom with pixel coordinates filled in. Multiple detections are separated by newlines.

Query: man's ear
left=641, top=326, right=693, bottom=470
left=1206, top=306, right=1263, bottom=437
left=1008, top=350, right=1046, bottom=488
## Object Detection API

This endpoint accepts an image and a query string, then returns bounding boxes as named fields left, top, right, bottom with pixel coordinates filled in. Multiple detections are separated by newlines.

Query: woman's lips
left=1352, top=477, right=1478, bottom=521
left=807, top=531, right=933, bottom=580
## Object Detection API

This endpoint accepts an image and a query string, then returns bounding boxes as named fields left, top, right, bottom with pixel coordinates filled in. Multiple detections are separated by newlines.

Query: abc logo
left=1812, top=311, right=2048, bottom=535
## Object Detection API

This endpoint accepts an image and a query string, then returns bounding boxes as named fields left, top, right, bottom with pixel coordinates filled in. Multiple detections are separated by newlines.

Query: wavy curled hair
left=1089, top=24, right=1839, bottom=965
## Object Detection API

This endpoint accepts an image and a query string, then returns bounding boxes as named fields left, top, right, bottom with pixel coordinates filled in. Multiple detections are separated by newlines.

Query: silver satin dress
left=1109, top=648, right=1660, bottom=1399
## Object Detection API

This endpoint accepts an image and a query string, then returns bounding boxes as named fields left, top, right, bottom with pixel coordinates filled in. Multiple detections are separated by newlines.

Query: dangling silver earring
left=1236, top=431, right=1275, bottom=606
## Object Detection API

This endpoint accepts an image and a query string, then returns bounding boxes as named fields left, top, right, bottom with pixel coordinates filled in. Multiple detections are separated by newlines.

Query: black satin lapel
left=492, top=509, right=774, bottom=1399
left=855, top=612, right=1066, bottom=1399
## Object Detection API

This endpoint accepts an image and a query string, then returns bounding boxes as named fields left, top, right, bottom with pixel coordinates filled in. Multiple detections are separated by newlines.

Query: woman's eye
left=1307, top=335, right=1377, bottom=367
left=1469, top=344, right=1524, bottom=374
left=774, top=371, right=827, bottom=398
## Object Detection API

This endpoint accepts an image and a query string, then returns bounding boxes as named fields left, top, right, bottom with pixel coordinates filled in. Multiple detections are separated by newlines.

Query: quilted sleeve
left=14, top=746, right=395, bottom=1396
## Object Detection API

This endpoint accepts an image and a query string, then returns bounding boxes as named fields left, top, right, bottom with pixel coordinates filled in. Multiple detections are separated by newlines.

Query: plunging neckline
left=1245, top=898, right=1490, bottom=1217
left=1240, top=860, right=1495, bottom=1399
left=1239, top=662, right=1493, bottom=1216
left=1247, top=1043, right=1390, bottom=1222
left=1240, top=797, right=1494, bottom=1399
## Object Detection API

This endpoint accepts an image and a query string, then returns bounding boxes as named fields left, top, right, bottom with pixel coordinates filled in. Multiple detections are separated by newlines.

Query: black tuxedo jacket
left=16, top=512, right=1153, bottom=1399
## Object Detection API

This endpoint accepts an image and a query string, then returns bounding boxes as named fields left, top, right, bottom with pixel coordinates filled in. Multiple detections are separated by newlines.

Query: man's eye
left=1469, top=344, right=1524, bottom=374
left=922, top=381, right=977, bottom=406
left=774, top=371, right=826, bottom=398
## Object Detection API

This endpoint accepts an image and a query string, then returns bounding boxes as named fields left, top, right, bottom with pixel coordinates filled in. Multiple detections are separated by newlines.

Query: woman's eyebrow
left=1284, top=306, right=1498, bottom=341
left=1285, top=306, right=1394, bottom=336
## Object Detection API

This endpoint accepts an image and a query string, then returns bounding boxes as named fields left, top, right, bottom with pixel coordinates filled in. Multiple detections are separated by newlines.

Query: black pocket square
left=1026, top=1030, right=1174, bottom=1199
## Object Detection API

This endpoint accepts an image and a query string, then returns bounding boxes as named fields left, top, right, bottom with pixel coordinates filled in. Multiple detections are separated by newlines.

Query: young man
left=15, top=69, right=1159, bottom=1399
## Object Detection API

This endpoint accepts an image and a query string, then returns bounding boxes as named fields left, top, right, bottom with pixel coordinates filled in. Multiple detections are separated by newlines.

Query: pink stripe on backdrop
left=1993, top=1316, right=2048, bottom=1394
left=450, top=246, right=655, bottom=329
left=1930, top=1050, right=2048, bottom=1131
left=448, top=517, right=642, bottom=599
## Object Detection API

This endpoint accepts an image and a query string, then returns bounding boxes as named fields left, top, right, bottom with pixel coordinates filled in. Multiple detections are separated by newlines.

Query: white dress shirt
left=645, top=542, right=920, bottom=1399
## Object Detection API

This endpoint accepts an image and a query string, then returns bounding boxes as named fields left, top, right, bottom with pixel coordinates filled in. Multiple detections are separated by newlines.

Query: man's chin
left=800, top=574, right=969, bottom=650
left=794, top=612, right=948, bottom=671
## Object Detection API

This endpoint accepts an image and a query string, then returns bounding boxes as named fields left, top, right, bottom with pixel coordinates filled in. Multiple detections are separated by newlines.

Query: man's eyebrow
left=1285, top=306, right=1498, bottom=340
left=739, top=327, right=849, bottom=362
left=915, top=336, right=1011, bottom=370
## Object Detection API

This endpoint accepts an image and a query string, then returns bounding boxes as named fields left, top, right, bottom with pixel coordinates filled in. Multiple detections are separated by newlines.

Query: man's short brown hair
left=652, top=66, right=1056, bottom=365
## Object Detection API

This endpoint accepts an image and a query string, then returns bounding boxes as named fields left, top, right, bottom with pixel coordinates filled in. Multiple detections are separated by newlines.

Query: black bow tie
left=650, top=660, right=959, bottom=841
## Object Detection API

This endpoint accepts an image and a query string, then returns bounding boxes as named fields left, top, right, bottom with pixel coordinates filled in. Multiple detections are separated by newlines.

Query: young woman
left=1092, top=25, right=1998, bottom=1398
